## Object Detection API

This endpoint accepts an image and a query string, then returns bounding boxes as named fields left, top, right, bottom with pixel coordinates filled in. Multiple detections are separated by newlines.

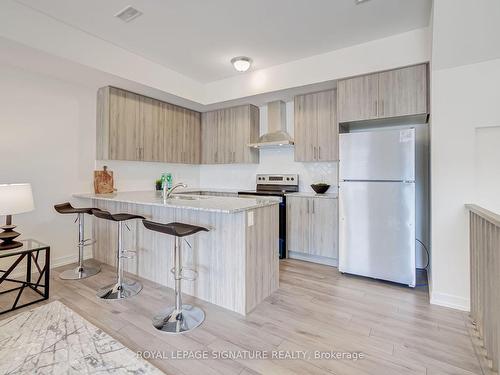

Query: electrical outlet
left=247, top=211, right=254, bottom=227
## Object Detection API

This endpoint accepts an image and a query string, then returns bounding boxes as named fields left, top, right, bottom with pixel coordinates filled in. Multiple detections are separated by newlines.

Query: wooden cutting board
left=94, top=166, right=115, bottom=194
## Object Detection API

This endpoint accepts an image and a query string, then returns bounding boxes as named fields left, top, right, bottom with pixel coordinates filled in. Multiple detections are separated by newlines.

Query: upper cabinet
left=378, top=64, right=428, bottom=118
left=294, top=89, right=338, bottom=162
left=97, top=86, right=201, bottom=163
left=201, top=105, right=259, bottom=164
left=337, top=64, right=429, bottom=124
left=337, top=73, right=378, bottom=123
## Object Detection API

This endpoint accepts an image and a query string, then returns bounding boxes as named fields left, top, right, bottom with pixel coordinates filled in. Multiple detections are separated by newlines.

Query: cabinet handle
left=380, top=100, right=384, bottom=116
left=318, top=146, right=321, bottom=160
left=313, top=147, right=317, bottom=160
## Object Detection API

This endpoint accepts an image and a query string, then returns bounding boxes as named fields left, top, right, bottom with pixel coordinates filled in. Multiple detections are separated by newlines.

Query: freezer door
left=339, top=128, right=415, bottom=181
left=339, top=181, right=416, bottom=286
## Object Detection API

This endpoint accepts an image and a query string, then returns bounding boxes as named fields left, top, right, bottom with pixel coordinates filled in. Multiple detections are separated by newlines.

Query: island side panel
left=245, top=204, right=280, bottom=313
left=92, top=199, right=248, bottom=314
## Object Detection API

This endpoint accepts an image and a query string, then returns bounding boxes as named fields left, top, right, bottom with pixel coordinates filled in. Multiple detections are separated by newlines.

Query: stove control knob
left=286, top=177, right=290, bottom=181
left=291, top=177, right=294, bottom=181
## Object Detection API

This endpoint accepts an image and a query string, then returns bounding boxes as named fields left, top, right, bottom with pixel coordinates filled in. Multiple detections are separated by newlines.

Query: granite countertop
left=285, top=192, right=338, bottom=199
left=73, top=190, right=280, bottom=214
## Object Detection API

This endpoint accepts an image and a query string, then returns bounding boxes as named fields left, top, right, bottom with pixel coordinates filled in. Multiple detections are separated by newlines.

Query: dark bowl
left=311, top=184, right=330, bottom=194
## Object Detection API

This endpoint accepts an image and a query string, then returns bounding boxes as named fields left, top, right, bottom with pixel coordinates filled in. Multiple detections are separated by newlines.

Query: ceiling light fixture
left=355, top=0, right=371, bottom=4
left=115, top=6, right=143, bottom=23
left=231, top=56, right=252, bottom=72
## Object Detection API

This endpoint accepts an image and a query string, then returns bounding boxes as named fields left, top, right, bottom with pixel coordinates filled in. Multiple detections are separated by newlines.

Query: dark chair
left=92, top=209, right=145, bottom=300
left=54, top=202, right=101, bottom=280
left=142, top=220, right=209, bottom=334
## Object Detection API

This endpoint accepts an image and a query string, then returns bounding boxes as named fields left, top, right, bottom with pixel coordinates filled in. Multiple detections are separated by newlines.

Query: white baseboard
left=430, top=291, right=470, bottom=312
left=9, top=249, right=93, bottom=279
left=288, top=252, right=338, bottom=267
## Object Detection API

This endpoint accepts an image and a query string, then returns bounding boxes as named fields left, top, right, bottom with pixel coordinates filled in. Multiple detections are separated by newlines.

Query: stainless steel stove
left=238, top=174, right=299, bottom=259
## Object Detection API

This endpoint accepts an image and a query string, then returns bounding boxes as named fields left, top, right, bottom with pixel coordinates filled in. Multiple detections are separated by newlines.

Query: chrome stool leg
left=60, top=213, right=100, bottom=280
left=152, top=236, right=205, bottom=333
left=97, top=221, right=142, bottom=300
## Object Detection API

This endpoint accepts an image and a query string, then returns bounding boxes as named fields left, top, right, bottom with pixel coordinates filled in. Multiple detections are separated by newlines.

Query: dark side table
left=0, top=239, right=50, bottom=315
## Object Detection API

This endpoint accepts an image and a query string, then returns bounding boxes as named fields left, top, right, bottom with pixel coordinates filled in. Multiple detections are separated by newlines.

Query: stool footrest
left=120, top=249, right=137, bottom=259
left=170, top=267, right=198, bottom=281
left=78, top=238, right=96, bottom=247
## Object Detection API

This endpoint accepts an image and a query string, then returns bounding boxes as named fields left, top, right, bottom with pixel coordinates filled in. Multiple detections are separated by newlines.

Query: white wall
left=474, top=126, right=500, bottom=212
left=0, top=63, right=96, bottom=266
left=432, top=0, right=500, bottom=70
left=94, top=160, right=199, bottom=192
left=199, top=101, right=338, bottom=192
left=430, top=0, right=500, bottom=310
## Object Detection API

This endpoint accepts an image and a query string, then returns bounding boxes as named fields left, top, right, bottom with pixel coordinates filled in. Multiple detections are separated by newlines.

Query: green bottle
left=166, top=173, right=173, bottom=189
left=160, top=173, right=167, bottom=190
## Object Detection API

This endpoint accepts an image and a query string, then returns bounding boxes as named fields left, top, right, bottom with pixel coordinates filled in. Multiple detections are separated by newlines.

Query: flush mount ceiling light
left=231, top=56, right=252, bottom=72
left=115, top=6, right=143, bottom=23
left=355, top=0, right=371, bottom=4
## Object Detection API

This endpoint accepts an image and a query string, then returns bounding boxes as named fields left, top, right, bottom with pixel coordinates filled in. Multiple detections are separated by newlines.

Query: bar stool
left=54, top=202, right=101, bottom=280
left=142, top=220, right=209, bottom=334
left=92, top=209, right=145, bottom=300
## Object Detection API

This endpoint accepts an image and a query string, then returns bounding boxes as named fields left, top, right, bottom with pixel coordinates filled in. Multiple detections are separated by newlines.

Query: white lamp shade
left=0, top=183, right=35, bottom=215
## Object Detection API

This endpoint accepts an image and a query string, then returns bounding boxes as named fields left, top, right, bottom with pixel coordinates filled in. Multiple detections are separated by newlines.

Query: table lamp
left=0, top=183, right=35, bottom=250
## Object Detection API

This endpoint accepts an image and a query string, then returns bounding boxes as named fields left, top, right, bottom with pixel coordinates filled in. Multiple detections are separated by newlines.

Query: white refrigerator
left=339, top=128, right=416, bottom=287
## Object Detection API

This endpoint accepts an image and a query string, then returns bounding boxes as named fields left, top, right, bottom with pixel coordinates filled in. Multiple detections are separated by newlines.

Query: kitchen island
left=74, top=191, right=279, bottom=315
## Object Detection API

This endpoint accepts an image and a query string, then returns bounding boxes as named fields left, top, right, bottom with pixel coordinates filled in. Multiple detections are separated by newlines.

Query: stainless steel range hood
left=249, top=101, right=294, bottom=148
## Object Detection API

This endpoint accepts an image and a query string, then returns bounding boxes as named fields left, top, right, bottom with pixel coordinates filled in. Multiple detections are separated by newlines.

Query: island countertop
left=73, top=190, right=280, bottom=214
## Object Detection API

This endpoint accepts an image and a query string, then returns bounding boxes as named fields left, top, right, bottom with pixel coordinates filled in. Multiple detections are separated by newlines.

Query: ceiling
left=15, top=0, right=431, bottom=83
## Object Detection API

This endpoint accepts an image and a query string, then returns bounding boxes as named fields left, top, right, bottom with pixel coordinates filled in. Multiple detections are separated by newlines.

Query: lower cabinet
left=286, top=196, right=338, bottom=265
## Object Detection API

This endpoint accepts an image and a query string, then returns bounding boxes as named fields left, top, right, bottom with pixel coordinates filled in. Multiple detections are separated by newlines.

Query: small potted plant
left=310, top=182, right=330, bottom=194
left=155, top=179, right=162, bottom=191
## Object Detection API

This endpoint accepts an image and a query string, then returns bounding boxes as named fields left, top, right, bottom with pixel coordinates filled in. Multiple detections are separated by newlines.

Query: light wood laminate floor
left=1, top=259, right=491, bottom=375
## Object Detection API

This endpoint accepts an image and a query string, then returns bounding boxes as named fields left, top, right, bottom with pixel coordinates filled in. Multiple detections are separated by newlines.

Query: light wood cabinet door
left=162, top=102, right=174, bottom=162
left=108, top=87, right=142, bottom=161
left=233, top=105, right=259, bottom=163
left=286, top=196, right=310, bottom=254
left=337, top=73, right=379, bottom=123
left=294, top=90, right=338, bottom=162
left=310, top=198, right=338, bottom=259
left=170, top=106, right=185, bottom=163
left=294, top=93, right=316, bottom=162
left=201, top=111, right=219, bottom=163
left=218, top=108, right=232, bottom=163
left=97, top=86, right=202, bottom=164
left=185, top=110, right=201, bottom=164
left=201, top=105, right=259, bottom=164
left=316, top=90, right=338, bottom=161
left=378, top=64, right=428, bottom=118
left=287, top=196, right=338, bottom=262
left=141, top=97, right=164, bottom=162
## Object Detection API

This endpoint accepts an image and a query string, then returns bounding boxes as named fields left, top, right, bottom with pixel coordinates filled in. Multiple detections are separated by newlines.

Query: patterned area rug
left=0, top=300, right=164, bottom=374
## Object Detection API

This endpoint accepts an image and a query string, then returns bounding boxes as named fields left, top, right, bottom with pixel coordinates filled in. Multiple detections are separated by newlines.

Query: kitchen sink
left=167, top=195, right=207, bottom=201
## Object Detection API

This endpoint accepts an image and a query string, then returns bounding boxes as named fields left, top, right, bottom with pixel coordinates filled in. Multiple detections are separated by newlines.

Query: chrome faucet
left=164, top=182, right=187, bottom=200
